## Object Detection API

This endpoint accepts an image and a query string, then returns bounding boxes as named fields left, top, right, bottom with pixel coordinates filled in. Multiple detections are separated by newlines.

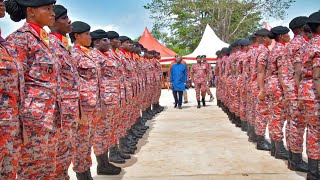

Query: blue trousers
left=173, top=91, right=183, bottom=107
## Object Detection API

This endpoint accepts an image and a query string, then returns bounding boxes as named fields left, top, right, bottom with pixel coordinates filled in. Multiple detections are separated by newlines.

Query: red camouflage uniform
left=253, top=44, right=271, bottom=136
left=91, top=48, right=119, bottom=156
left=6, top=22, right=59, bottom=179
left=71, top=45, right=100, bottom=173
left=119, top=49, right=135, bottom=136
left=281, top=34, right=309, bottom=153
left=246, top=46, right=257, bottom=125
left=191, top=62, right=208, bottom=101
left=266, top=42, right=288, bottom=142
left=0, top=34, right=24, bottom=180
left=49, top=33, right=80, bottom=179
left=232, top=50, right=241, bottom=116
left=237, top=50, right=248, bottom=121
left=108, top=49, right=127, bottom=139
left=298, top=34, right=320, bottom=160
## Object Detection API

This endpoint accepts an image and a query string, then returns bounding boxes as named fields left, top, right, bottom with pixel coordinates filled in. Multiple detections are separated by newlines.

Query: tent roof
left=184, top=24, right=229, bottom=59
left=139, top=27, right=177, bottom=57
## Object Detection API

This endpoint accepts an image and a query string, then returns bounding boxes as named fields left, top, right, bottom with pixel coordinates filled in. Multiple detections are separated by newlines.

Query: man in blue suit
left=170, top=55, right=188, bottom=109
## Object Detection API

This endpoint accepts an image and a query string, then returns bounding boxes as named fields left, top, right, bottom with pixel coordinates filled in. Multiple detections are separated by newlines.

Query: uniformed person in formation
left=281, top=16, right=310, bottom=173
left=201, top=55, right=215, bottom=102
left=70, top=21, right=98, bottom=179
left=266, top=26, right=291, bottom=160
left=216, top=11, right=320, bottom=180
left=90, top=29, right=122, bottom=175
left=49, top=4, right=81, bottom=179
left=191, top=55, right=209, bottom=108
left=5, top=0, right=59, bottom=179
left=0, top=1, right=24, bottom=179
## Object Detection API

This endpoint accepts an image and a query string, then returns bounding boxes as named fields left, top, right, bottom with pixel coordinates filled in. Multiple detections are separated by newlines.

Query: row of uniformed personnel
left=215, top=12, right=320, bottom=180
left=0, top=0, right=164, bottom=179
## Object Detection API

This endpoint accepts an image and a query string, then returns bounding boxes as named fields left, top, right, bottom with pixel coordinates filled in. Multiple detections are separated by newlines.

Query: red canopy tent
left=139, top=27, right=177, bottom=57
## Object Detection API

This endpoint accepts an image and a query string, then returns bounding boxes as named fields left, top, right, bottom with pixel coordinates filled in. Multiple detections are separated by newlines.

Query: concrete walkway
left=69, top=89, right=307, bottom=180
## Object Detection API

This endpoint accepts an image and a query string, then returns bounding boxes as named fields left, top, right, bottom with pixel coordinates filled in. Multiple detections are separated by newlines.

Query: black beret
left=248, top=34, right=256, bottom=41
left=230, top=40, right=240, bottom=47
left=238, top=39, right=251, bottom=46
left=271, top=26, right=290, bottom=35
left=216, top=50, right=221, bottom=56
left=14, top=0, right=56, bottom=7
left=196, top=55, right=201, bottom=59
left=201, top=55, right=207, bottom=58
left=90, top=29, right=108, bottom=40
left=289, top=16, right=308, bottom=29
left=119, top=36, right=131, bottom=43
left=106, top=31, right=119, bottom=39
left=221, top=47, right=229, bottom=54
left=308, top=11, right=320, bottom=24
left=53, top=4, right=67, bottom=20
left=255, top=28, right=274, bottom=38
left=71, top=21, right=90, bottom=33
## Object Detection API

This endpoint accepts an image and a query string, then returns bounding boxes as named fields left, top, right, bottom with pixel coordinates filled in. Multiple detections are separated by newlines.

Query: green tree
left=144, top=0, right=295, bottom=54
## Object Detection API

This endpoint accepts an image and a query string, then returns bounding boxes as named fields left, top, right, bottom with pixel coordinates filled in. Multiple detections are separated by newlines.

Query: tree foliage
left=144, top=0, right=295, bottom=55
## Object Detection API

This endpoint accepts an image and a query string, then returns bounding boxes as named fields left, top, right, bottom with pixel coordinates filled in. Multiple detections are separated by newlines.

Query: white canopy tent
left=160, top=24, right=229, bottom=65
left=183, top=24, right=229, bottom=62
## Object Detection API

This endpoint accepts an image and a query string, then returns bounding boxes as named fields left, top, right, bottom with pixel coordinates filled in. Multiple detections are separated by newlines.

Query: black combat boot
left=241, top=120, right=248, bottom=132
left=137, top=117, right=149, bottom=130
left=96, top=153, right=121, bottom=175
left=274, top=140, right=289, bottom=160
left=126, top=134, right=138, bottom=146
left=288, top=152, right=308, bottom=172
left=147, top=106, right=155, bottom=116
left=159, top=104, right=165, bottom=112
left=109, top=146, right=125, bottom=164
left=131, top=128, right=143, bottom=138
left=118, top=142, right=134, bottom=157
left=142, top=109, right=152, bottom=120
left=151, top=104, right=158, bottom=114
left=307, top=158, right=319, bottom=180
left=235, top=117, right=241, bottom=127
left=256, top=135, right=271, bottom=151
left=209, top=95, right=214, bottom=102
left=77, top=169, right=93, bottom=180
left=76, top=171, right=87, bottom=180
left=86, top=169, right=93, bottom=180
left=270, top=139, right=275, bottom=157
left=248, top=125, right=258, bottom=143
left=197, top=100, right=201, bottom=108
left=202, top=98, right=206, bottom=107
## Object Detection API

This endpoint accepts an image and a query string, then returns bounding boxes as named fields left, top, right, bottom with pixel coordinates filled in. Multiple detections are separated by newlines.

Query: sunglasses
left=102, top=38, right=110, bottom=43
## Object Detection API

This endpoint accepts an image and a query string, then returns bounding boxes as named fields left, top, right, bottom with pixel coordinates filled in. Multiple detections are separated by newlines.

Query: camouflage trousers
left=299, top=100, right=320, bottom=159
left=267, top=80, right=287, bottom=141
left=72, top=109, right=99, bottom=173
left=93, top=113, right=109, bottom=157
left=51, top=127, right=75, bottom=180
left=287, top=99, right=307, bottom=153
left=246, top=82, right=253, bottom=124
left=206, top=84, right=213, bottom=97
left=255, top=98, right=270, bottom=136
left=234, top=90, right=240, bottom=117
left=239, top=87, right=246, bottom=120
left=18, top=125, right=58, bottom=180
left=0, top=119, right=21, bottom=180
left=194, top=82, right=207, bottom=101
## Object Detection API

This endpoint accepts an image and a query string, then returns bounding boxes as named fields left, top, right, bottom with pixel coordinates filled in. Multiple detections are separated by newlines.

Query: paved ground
left=69, top=88, right=307, bottom=180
